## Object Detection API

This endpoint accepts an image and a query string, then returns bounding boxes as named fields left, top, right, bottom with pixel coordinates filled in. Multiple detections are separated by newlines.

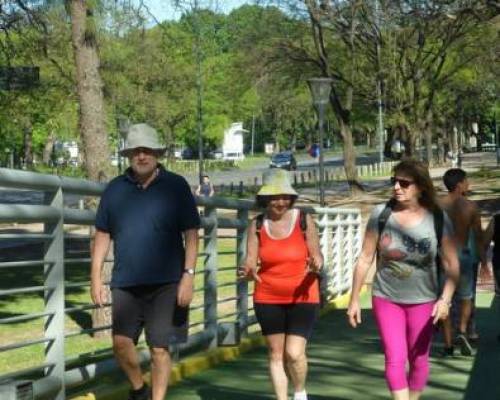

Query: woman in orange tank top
left=239, top=169, right=323, bottom=400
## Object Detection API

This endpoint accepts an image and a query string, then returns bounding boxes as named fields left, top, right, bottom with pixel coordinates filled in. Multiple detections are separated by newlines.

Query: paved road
left=183, top=151, right=381, bottom=186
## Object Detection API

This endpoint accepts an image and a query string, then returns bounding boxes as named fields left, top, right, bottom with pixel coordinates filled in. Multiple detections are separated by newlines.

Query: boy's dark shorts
left=254, top=302, right=319, bottom=340
left=111, top=283, right=188, bottom=347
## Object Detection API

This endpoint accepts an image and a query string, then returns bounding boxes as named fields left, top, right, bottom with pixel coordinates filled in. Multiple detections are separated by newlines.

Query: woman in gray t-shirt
left=347, top=160, right=459, bottom=400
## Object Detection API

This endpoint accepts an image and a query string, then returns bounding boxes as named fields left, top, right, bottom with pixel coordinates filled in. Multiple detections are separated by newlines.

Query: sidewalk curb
left=69, top=293, right=355, bottom=400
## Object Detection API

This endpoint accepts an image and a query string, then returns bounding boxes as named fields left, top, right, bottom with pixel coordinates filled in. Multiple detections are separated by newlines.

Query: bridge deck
left=167, top=292, right=499, bottom=400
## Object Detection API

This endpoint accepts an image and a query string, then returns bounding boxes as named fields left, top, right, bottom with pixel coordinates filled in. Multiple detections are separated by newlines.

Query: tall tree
left=68, top=0, right=110, bottom=181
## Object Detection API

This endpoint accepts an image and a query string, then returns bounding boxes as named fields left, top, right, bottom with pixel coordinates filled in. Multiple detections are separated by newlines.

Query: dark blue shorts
left=112, top=283, right=188, bottom=347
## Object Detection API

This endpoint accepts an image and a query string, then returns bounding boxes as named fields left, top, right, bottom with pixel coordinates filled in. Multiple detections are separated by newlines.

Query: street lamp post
left=495, top=111, right=500, bottom=166
left=307, top=77, right=333, bottom=207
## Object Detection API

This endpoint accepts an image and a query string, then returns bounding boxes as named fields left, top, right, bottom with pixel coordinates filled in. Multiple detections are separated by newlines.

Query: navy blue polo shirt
left=95, top=166, right=200, bottom=288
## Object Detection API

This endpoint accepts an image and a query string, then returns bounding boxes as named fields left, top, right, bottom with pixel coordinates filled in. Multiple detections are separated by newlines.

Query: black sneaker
left=128, top=384, right=151, bottom=400
left=456, top=333, right=473, bottom=356
left=440, top=346, right=455, bottom=357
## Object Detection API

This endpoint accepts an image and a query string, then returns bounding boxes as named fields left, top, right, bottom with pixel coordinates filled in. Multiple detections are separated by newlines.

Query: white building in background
left=54, top=140, right=79, bottom=166
left=63, top=141, right=79, bottom=160
left=222, top=122, right=247, bottom=160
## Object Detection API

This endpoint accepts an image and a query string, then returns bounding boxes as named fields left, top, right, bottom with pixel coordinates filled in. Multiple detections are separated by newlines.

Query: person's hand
left=346, top=299, right=362, bottom=328
left=306, top=255, right=323, bottom=274
left=431, top=298, right=450, bottom=324
left=238, top=264, right=261, bottom=282
left=177, top=273, right=194, bottom=307
left=479, top=262, right=492, bottom=281
left=90, top=277, right=106, bottom=307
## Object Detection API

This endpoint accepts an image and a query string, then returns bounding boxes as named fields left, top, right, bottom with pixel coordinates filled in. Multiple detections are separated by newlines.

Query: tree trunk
left=424, top=124, right=433, bottom=165
left=340, top=121, right=363, bottom=194
left=70, top=0, right=110, bottom=182
left=423, top=110, right=434, bottom=165
left=42, top=131, right=55, bottom=165
left=23, top=122, right=33, bottom=169
left=69, top=0, right=111, bottom=336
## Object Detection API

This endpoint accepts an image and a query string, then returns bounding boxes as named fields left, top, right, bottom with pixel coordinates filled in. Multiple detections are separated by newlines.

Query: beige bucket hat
left=257, top=169, right=298, bottom=197
left=120, top=123, right=166, bottom=156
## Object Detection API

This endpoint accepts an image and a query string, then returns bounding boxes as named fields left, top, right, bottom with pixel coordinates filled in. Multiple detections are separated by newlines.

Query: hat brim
left=257, top=187, right=298, bottom=197
left=119, top=147, right=167, bottom=156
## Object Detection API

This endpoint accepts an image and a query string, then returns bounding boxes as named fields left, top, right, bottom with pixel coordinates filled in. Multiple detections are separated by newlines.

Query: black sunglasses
left=390, top=177, right=414, bottom=189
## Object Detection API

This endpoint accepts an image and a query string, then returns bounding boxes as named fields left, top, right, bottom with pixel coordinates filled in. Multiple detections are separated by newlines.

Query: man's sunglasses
left=390, top=177, right=414, bottom=189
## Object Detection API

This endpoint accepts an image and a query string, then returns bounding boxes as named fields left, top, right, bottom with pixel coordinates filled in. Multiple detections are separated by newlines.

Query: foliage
left=0, top=1, right=498, bottom=167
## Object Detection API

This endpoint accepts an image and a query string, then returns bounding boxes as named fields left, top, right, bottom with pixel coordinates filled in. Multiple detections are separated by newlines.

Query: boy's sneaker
left=440, top=346, right=455, bottom=357
left=128, top=384, right=150, bottom=400
left=456, top=333, right=473, bottom=356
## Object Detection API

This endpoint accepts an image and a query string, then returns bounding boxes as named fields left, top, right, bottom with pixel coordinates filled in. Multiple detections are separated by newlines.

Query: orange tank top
left=253, top=210, right=320, bottom=304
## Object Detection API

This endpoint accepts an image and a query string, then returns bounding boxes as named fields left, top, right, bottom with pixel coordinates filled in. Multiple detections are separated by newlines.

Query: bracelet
left=439, top=296, right=452, bottom=307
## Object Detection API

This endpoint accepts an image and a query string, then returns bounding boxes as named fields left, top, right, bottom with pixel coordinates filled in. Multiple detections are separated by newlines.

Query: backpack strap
left=255, top=213, right=264, bottom=237
left=433, top=208, right=444, bottom=250
left=378, top=199, right=396, bottom=238
left=299, top=209, right=307, bottom=237
left=494, top=213, right=500, bottom=234
left=433, top=207, right=444, bottom=291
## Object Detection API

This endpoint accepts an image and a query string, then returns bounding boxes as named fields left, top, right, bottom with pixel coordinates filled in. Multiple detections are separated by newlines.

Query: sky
left=139, top=0, right=253, bottom=22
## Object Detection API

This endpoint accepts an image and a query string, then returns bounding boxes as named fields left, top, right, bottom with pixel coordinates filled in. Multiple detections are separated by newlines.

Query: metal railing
left=0, top=167, right=361, bottom=399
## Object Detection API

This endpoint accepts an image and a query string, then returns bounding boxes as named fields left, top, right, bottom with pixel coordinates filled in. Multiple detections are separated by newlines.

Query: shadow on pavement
left=194, top=386, right=349, bottom=400
left=462, top=295, right=500, bottom=400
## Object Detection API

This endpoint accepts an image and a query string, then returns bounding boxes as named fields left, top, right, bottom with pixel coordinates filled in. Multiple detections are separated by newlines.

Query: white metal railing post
left=204, top=205, right=218, bottom=348
left=345, top=212, right=355, bottom=292
left=318, top=211, right=329, bottom=305
left=236, top=209, right=249, bottom=336
left=332, top=213, right=342, bottom=297
left=43, top=188, right=65, bottom=399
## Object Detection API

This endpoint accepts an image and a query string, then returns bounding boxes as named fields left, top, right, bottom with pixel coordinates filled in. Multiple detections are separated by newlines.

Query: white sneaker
left=293, top=390, right=308, bottom=400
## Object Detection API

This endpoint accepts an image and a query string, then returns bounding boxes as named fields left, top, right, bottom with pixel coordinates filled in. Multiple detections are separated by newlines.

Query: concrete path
left=166, top=292, right=499, bottom=400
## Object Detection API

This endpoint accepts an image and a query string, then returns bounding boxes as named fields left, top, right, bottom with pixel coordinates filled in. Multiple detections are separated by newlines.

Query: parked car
left=207, top=149, right=224, bottom=159
left=269, top=151, right=297, bottom=170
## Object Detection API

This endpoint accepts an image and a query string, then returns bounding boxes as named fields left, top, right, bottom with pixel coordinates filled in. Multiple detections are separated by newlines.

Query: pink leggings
left=372, top=296, right=435, bottom=392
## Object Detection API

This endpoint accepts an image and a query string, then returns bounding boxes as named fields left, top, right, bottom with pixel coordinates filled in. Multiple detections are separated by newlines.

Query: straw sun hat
left=257, top=168, right=298, bottom=197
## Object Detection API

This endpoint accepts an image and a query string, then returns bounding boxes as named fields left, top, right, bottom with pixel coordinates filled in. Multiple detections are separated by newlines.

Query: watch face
left=184, top=268, right=195, bottom=275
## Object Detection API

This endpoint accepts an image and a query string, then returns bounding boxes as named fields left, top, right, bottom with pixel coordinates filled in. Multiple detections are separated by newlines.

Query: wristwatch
left=183, top=268, right=195, bottom=276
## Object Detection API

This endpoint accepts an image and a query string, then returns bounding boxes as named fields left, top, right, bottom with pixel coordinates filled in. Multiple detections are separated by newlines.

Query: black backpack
left=377, top=200, right=444, bottom=289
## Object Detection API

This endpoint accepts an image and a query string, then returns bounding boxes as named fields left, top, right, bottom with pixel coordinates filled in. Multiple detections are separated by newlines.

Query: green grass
left=469, top=166, right=500, bottom=180
left=0, top=235, right=250, bottom=375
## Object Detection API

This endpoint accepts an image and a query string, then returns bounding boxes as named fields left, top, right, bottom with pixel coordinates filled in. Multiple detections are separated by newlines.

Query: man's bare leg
left=441, top=318, right=454, bottom=355
left=113, top=335, right=144, bottom=390
left=150, top=347, right=172, bottom=400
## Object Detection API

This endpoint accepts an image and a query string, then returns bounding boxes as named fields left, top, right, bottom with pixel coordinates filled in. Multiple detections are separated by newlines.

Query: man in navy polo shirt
left=90, top=123, right=200, bottom=400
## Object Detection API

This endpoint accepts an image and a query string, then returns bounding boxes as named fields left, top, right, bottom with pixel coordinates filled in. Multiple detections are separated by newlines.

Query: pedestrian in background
left=439, top=168, right=487, bottom=356
left=195, top=174, right=215, bottom=197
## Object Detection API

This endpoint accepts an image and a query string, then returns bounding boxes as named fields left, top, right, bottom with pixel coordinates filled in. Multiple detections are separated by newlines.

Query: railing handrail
left=0, top=168, right=361, bottom=399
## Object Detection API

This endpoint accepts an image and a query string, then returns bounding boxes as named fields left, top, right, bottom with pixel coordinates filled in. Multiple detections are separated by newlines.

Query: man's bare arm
left=90, top=229, right=111, bottom=306
left=177, top=228, right=199, bottom=307
left=471, top=203, right=487, bottom=264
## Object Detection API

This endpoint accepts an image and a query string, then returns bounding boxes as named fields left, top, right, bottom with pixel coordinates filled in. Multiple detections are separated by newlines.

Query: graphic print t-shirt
left=367, top=203, right=453, bottom=304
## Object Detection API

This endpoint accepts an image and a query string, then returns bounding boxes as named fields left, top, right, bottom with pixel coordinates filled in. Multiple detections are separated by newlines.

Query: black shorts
left=254, top=303, right=319, bottom=339
left=111, top=283, right=188, bottom=347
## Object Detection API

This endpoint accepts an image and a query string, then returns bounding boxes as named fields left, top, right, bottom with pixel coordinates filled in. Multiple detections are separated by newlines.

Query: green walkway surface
left=167, top=293, right=499, bottom=400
